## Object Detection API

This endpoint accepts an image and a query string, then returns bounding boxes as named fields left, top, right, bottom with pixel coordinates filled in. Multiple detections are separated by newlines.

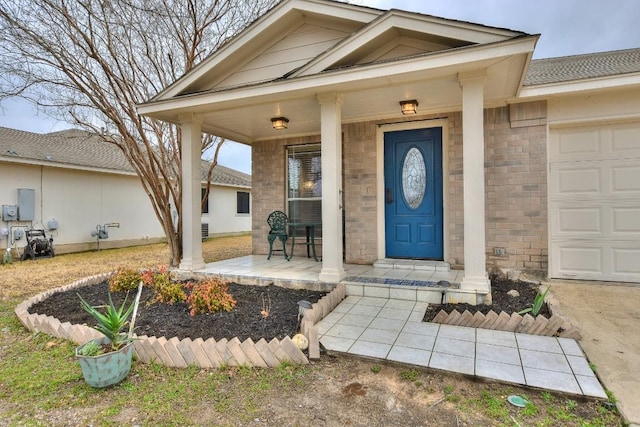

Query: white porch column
left=179, top=114, right=205, bottom=271
left=458, top=71, right=490, bottom=294
left=317, top=92, right=345, bottom=283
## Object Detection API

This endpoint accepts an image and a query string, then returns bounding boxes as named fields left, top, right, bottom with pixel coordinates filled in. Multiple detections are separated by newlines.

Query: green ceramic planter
left=76, top=337, right=133, bottom=388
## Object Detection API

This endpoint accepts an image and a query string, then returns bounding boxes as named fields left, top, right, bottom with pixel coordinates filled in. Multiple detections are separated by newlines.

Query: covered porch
left=137, top=0, right=540, bottom=305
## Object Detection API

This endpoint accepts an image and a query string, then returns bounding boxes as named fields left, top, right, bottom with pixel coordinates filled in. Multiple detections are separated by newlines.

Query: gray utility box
left=18, top=188, right=35, bottom=221
left=2, top=205, right=18, bottom=221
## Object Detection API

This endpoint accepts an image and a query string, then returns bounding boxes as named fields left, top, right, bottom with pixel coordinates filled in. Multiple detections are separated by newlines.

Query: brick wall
left=342, top=121, right=378, bottom=264
left=251, top=135, right=319, bottom=256
left=484, top=102, right=548, bottom=271
left=252, top=101, right=548, bottom=273
left=447, top=112, right=465, bottom=267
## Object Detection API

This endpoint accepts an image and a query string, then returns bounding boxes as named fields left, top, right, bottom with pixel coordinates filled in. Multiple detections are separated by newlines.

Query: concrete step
left=373, top=259, right=450, bottom=272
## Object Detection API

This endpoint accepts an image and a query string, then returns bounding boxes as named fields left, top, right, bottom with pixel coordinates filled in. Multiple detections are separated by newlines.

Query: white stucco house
left=138, top=0, right=640, bottom=303
left=0, top=127, right=251, bottom=257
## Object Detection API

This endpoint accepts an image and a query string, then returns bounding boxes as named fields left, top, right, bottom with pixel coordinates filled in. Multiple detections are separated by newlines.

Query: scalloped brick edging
left=14, top=274, right=346, bottom=368
left=430, top=288, right=582, bottom=339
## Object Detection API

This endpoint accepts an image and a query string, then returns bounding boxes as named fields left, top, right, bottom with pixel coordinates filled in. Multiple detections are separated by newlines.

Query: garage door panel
left=557, top=207, right=602, bottom=234
left=611, top=165, right=640, bottom=193
left=554, top=244, right=603, bottom=273
left=553, top=203, right=640, bottom=237
left=611, top=124, right=640, bottom=154
left=613, top=248, right=640, bottom=274
left=550, top=121, right=640, bottom=282
left=613, top=208, right=640, bottom=234
left=552, top=242, right=640, bottom=279
left=554, top=167, right=601, bottom=195
left=553, top=129, right=600, bottom=159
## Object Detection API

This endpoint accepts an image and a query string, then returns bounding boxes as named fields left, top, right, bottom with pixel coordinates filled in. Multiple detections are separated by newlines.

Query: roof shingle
left=0, top=127, right=250, bottom=188
left=525, top=48, right=640, bottom=86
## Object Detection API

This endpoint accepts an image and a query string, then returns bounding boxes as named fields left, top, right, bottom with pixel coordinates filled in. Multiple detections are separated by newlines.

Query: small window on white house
left=287, top=144, right=322, bottom=235
left=237, top=191, right=250, bottom=214
left=201, top=188, right=209, bottom=214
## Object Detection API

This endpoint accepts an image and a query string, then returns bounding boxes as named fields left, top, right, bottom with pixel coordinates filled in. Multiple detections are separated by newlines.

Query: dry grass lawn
left=0, top=233, right=624, bottom=426
left=0, top=234, right=251, bottom=300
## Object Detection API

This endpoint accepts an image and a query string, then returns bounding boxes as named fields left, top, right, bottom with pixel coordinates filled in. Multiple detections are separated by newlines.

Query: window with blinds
left=287, top=144, right=322, bottom=237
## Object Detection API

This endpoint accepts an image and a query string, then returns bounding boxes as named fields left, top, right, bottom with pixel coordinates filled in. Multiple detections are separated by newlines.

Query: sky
left=1, top=0, right=639, bottom=175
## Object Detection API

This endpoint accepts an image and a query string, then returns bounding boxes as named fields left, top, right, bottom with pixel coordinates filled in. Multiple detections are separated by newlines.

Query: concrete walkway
left=317, top=295, right=607, bottom=399
left=198, top=257, right=622, bottom=410
left=548, top=280, right=640, bottom=425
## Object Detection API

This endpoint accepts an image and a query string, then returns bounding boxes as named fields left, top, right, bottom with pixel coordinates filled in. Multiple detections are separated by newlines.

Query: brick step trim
left=431, top=303, right=581, bottom=339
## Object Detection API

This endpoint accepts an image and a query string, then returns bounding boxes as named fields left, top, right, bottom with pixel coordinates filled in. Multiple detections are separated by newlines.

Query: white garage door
left=549, top=121, right=640, bottom=282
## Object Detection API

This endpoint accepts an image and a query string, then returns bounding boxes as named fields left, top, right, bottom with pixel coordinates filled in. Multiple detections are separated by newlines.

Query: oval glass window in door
left=402, top=147, right=426, bottom=209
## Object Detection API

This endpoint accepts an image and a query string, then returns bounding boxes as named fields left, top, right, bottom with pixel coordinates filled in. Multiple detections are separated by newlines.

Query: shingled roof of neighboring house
left=0, top=127, right=251, bottom=188
left=525, top=48, right=640, bottom=86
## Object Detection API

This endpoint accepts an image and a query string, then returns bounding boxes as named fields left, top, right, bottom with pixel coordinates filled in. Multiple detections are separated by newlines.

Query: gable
left=294, top=11, right=524, bottom=77
left=213, top=21, right=358, bottom=91
left=154, top=0, right=527, bottom=101
left=328, top=29, right=470, bottom=69
left=157, top=0, right=382, bottom=99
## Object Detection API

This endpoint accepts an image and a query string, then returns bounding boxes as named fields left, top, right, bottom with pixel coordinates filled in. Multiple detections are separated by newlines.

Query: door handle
left=386, top=187, right=393, bottom=204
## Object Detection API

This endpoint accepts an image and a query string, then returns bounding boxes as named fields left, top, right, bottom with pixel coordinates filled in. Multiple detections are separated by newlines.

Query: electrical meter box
left=2, top=205, right=18, bottom=221
left=18, top=188, right=35, bottom=221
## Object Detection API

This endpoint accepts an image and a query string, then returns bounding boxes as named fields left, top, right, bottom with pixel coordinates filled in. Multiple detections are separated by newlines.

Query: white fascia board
left=513, top=48, right=537, bottom=98
left=0, top=157, right=137, bottom=176
left=206, top=183, right=252, bottom=190
left=519, top=73, right=640, bottom=98
left=153, top=0, right=380, bottom=101
left=139, top=36, right=537, bottom=118
left=293, top=10, right=523, bottom=78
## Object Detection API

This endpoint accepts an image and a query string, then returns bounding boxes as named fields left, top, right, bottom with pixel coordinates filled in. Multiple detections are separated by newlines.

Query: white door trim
left=376, top=119, right=449, bottom=261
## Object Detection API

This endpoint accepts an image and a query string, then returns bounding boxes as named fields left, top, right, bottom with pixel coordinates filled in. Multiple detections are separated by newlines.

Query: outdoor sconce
left=399, top=99, right=419, bottom=115
left=271, top=117, right=289, bottom=130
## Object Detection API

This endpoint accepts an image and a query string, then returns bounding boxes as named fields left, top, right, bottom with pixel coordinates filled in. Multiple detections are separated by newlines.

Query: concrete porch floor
left=196, top=255, right=606, bottom=399
left=197, top=255, right=464, bottom=291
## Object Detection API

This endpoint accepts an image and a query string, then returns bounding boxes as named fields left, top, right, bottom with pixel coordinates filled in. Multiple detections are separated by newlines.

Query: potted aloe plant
left=75, top=283, right=142, bottom=388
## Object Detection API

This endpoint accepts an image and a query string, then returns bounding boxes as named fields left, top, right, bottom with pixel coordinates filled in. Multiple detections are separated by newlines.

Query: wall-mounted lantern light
left=399, top=100, right=419, bottom=115
left=271, top=117, right=289, bottom=130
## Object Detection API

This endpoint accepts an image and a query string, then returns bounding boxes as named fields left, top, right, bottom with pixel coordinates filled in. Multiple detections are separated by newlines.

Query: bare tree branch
left=0, top=0, right=276, bottom=265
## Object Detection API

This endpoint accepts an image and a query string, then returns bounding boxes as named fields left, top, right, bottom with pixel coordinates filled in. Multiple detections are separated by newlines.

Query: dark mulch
left=29, top=282, right=326, bottom=341
left=29, top=277, right=546, bottom=342
left=423, top=277, right=550, bottom=322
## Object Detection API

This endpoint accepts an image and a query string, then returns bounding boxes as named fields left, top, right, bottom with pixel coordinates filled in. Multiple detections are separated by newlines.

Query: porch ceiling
left=139, top=38, right=535, bottom=144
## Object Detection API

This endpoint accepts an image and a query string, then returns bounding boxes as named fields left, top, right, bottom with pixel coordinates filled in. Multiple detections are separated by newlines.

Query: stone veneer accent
left=14, top=273, right=348, bottom=368
left=251, top=100, right=548, bottom=273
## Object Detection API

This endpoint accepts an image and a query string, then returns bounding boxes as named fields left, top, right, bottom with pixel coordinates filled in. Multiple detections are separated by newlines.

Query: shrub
left=185, top=278, right=236, bottom=316
left=142, top=266, right=186, bottom=305
left=108, top=268, right=142, bottom=292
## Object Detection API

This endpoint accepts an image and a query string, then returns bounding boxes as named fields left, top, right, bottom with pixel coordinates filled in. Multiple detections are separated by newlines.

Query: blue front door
left=384, top=128, right=443, bottom=259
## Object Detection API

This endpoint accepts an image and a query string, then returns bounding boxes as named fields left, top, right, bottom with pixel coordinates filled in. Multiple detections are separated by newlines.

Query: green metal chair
left=267, top=210, right=289, bottom=260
